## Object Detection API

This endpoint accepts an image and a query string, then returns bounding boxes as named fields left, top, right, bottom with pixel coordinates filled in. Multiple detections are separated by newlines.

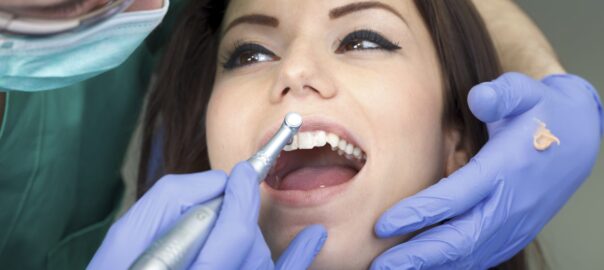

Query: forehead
left=223, top=0, right=416, bottom=26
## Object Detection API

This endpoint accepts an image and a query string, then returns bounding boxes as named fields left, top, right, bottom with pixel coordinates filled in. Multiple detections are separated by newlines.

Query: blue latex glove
left=89, top=162, right=327, bottom=270
left=372, top=73, right=603, bottom=269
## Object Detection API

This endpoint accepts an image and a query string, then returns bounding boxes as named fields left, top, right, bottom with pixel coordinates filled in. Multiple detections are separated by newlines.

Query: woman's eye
left=342, top=40, right=380, bottom=51
left=336, top=30, right=401, bottom=53
left=223, top=43, right=280, bottom=70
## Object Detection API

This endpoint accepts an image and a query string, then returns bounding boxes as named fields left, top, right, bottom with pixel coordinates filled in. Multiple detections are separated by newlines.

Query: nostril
left=306, top=85, right=321, bottom=95
left=282, top=87, right=291, bottom=96
left=283, top=84, right=321, bottom=98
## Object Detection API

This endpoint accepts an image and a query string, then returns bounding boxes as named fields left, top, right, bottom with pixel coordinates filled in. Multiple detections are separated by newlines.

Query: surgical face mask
left=0, top=0, right=169, bottom=91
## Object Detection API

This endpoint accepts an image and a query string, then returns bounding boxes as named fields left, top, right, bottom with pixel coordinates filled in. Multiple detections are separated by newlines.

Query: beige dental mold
left=533, top=119, right=560, bottom=151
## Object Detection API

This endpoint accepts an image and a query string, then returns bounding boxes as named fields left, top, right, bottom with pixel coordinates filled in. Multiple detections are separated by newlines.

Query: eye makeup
left=336, top=29, right=401, bottom=53
left=221, top=42, right=280, bottom=70
left=220, top=29, right=401, bottom=70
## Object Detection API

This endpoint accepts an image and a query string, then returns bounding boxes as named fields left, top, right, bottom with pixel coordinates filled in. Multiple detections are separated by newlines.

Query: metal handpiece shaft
left=248, top=112, right=303, bottom=182
left=129, top=113, right=302, bottom=270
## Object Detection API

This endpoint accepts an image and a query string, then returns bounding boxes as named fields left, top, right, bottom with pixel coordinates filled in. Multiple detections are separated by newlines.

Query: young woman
left=133, top=0, right=532, bottom=268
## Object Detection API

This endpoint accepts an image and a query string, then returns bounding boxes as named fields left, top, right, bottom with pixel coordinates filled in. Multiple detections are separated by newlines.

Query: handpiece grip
left=129, top=196, right=223, bottom=270
left=129, top=112, right=301, bottom=270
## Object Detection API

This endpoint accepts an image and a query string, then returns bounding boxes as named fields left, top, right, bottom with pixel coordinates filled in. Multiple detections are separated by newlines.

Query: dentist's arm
left=371, top=1, right=603, bottom=269
left=472, top=0, right=565, bottom=78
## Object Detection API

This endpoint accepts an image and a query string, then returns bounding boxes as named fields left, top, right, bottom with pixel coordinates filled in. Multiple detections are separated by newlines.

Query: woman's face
left=206, top=0, right=463, bottom=268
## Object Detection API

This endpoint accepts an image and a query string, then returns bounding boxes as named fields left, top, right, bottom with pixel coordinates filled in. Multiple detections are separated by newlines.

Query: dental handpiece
left=130, top=112, right=303, bottom=270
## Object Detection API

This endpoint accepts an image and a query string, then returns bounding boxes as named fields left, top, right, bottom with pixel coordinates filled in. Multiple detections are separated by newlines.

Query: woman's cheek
left=206, top=85, right=245, bottom=171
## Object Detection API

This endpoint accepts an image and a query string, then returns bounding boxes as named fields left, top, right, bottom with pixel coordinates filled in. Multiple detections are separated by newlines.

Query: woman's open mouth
left=260, top=120, right=367, bottom=206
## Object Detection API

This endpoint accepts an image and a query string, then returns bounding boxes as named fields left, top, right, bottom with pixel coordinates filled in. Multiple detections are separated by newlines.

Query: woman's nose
left=269, top=41, right=336, bottom=103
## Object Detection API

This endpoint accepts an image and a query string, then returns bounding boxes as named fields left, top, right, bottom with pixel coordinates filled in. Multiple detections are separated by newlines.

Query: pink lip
left=257, top=114, right=368, bottom=207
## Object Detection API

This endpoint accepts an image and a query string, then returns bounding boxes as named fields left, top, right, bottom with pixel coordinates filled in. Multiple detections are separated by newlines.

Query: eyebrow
left=222, top=14, right=279, bottom=36
left=329, top=1, right=407, bottom=24
left=222, top=1, right=406, bottom=36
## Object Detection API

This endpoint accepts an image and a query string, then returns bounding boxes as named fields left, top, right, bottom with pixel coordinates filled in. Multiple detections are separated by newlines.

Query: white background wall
left=514, top=0, right=604, bottom=268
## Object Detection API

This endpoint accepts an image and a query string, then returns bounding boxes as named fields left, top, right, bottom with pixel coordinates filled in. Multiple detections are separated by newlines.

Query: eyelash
left=221, top=29, right=401, bottom=70
left=336, top=29, right=401, bottom=53
left=221, top=42, right=281, bottom=70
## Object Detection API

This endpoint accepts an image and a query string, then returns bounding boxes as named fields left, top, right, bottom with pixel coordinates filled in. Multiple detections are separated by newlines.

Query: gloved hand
left=89, top=162, right=327, bottom=270
left=372, top=72, right=603, bottom=269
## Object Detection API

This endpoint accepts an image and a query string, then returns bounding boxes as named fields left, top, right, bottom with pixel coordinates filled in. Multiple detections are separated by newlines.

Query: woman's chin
left=258, top=166, right=409, bottom=268
left=259, top=199, right=408, bottom=268
left=261, top=220, right=406, bottom=270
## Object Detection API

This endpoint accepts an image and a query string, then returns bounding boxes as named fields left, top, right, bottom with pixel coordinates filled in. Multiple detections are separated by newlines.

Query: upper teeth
left=284, top=131, right=366, bottom=160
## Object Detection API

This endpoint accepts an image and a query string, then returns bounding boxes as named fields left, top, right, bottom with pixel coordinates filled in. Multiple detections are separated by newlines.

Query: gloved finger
left=113, top=171, right=228, bottom=244
left=275, top=224, right=328, bottom=270
left=123, top=171, right=228, bottom=238
left=239, top=227, right=274, bottom=270
left=373, top=180, right=515, bottom=270
left=375, top=157, right=497, bottom=238
left=141, top=170, right=228, bottom=212
left=468, top=72, right=544, bottom=123
left=542, top=74, right=603, bottom=137
left=371, top=206, right=484, bottom=270
left=194, top=161, right=261, bottom=269
left=89, top=170, right=228, bottom=269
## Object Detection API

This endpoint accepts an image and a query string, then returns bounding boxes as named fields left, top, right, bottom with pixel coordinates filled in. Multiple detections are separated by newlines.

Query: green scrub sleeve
left=0, top=0, right=190, bottom=268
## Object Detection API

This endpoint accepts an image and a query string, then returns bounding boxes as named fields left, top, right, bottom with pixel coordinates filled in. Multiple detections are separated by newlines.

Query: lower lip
left=261, top=166, right=360, bottom=207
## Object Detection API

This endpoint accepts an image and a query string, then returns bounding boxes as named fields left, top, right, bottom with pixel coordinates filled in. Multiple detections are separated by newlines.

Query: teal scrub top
left=0, top=1, right=186, bottom=269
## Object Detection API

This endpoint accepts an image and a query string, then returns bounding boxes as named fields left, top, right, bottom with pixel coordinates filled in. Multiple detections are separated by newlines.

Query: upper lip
left=257, top=114, right=367, bottom=155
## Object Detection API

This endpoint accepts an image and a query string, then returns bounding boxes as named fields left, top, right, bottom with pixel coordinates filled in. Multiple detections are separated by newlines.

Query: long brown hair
left=138, top=0, right=534, bottom=268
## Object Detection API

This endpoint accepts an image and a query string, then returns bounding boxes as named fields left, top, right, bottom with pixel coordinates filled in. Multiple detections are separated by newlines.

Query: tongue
left=278, top=166, right=357, bottom=191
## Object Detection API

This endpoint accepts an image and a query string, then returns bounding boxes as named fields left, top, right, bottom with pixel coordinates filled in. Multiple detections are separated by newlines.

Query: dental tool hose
left=129, top=112, right=303, bottom=270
